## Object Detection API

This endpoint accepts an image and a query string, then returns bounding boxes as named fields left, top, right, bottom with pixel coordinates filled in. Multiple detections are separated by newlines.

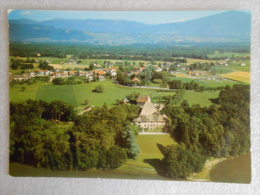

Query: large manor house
left=133, top=95, right=166, bottom=131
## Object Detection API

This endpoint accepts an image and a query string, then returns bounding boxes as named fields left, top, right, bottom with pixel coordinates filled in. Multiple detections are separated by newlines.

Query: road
left=130, top=85, right=174, bottom=91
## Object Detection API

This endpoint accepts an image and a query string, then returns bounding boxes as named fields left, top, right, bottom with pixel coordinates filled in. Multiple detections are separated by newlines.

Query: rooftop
left=137, top=95, right=150, bottom=103
left=140, top=100, right=157, bottom=116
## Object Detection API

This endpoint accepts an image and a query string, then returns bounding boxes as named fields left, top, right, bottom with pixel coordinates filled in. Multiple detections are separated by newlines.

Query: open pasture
left=169, top=75, right=241, bottom=88
left=207, top=52, right=249, bottom=58
left=10, top=80, right=219, bottom=107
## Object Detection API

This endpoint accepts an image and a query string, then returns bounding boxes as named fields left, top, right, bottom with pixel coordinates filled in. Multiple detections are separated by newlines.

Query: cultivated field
left=221, top=71, right=250, bottom=83
left=186, top=58, right=219, bottom=64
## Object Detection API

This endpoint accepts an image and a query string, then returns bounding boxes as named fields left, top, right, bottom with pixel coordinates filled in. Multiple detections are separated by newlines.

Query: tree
left=10, top=59, right=20, bottom=69
left=162, top=144, right=206, bottom=178
left=167, top=80, right=183, bottom=89
left=73, top=135, right=100, bottom=170
left=52, top=78, right=65, bottom=85
left=126, top=92, right=140, bottom=104
left=89, top=63, right=94, bottom=70
left=92, top=84, right=104, bottom=93
left=39, top=60, right=54, bottom=71
left=106, top=146, right=127, bottom=168
left=121, top=125, right=140, bottom=159
left=21, top=86, right=26, bottom=91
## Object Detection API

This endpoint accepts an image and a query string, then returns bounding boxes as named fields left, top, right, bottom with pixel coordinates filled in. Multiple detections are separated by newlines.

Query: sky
left=8, top=10, right=237, bottom=24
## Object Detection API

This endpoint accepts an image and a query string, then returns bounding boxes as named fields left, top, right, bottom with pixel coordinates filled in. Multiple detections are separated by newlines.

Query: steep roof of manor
left=137, top=95, right=150, bottom=103
left=140, top=100, right=157, bottom=116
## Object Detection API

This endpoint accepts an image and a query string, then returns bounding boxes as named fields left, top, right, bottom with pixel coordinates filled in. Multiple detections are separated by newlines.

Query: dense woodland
left=10, top=43, right=249, bottom=60
left=160, top=84, right=250, bottom=177
left=10, top=101, right=140, bottom=170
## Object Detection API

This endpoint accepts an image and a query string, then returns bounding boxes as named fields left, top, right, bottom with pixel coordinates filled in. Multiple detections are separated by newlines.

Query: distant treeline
left=10, top=43, right=250, bottom=60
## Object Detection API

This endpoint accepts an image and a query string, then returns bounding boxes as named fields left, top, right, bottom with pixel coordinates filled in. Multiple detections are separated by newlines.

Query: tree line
left=167, top=79, right=225, bottom=91
left=10, top=43, right=249, bottom=60
left=10, top=58, right=34, bottom=70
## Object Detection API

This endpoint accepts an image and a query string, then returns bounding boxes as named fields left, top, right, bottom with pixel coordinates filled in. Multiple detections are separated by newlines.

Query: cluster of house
left=9, top=68, right=118, bottom=82
left=133, top=95, right=166, bottom=131
left=219, top=58, right=249, bottom=67
left=187, top=70, right=209, bottom=76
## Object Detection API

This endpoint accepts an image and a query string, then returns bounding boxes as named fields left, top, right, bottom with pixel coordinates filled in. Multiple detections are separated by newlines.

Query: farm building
left=134, top=95, right=166, bottom=131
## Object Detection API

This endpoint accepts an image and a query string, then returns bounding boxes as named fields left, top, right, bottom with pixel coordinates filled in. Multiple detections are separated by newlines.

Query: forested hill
left=9, top=11, right=251, bottom=45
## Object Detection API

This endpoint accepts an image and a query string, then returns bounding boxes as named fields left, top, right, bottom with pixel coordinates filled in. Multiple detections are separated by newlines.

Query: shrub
left=92, top=84, right=104, bottom=93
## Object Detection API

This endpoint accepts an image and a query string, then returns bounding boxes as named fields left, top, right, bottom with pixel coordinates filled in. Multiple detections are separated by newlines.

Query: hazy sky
left=9, top=10, right=235, bottom=24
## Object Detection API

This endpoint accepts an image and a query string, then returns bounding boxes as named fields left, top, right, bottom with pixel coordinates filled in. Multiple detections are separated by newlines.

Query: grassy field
left=221, top=71, right=250, bottom=83
left=10, top=81, right=49, bottom=102
left=117, top=134, right=176, bottom=176
left=10, top=80, right=220, bottom=107
left=207, top=52, right=249, bottom=58
left=168, top=75, right=241, bottom=88
left=182, top=90, right=219, bottom=107
left=36, top=81, right=178, bottom=107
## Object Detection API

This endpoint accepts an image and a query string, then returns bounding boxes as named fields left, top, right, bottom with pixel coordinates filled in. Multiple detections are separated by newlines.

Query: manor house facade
left=133, top=95, right=166, bottom=131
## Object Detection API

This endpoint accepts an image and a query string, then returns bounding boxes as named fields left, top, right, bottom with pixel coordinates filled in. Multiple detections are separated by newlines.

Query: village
left=9, top=54, right=250, bottom=86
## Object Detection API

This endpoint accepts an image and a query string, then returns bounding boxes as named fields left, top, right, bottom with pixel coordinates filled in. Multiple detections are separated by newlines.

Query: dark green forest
left=10, top=101, right=141, bottom=170
left=160, top=84, right=250, bottom=178
left=10, top=43, right=249, bottom=60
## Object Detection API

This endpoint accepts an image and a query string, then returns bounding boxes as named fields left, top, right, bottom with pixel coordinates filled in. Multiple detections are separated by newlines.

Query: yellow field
left=50, top=63, right=89, bottom=69
left=173, top=73, right=190, bottom=78
left=221, top=71, right=250, bottom=83
left=186, top=58, right=220, bottom=64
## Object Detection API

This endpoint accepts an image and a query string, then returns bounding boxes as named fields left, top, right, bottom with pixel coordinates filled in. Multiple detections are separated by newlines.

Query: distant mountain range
left=9, top=11, right=251, bottom=45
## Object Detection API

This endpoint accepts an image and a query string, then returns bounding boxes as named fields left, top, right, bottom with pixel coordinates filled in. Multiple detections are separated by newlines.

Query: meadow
left=207, top=52, right=249, bottom=58
left=169, top=75, right=242, bottom=87
left=10, top=80, right=220, bottom=108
